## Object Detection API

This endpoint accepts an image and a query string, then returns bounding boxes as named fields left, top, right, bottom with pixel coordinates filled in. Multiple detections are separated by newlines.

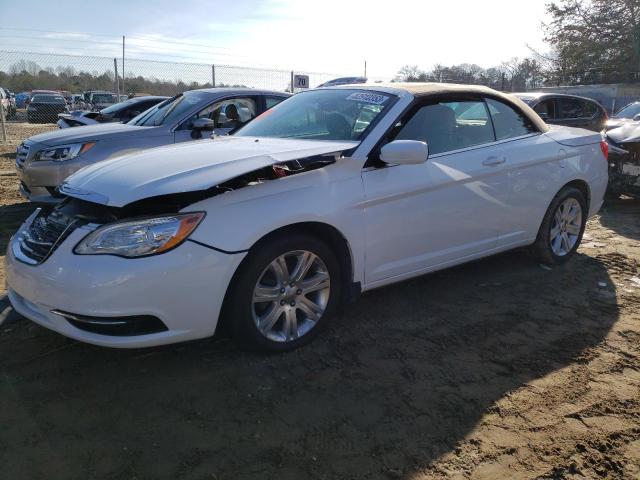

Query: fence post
left=290, top=71, right=294, bottom=93
left=0, top=100, right=6, bottom=143
left=212, top=64, right=216, bottom=88
left=114, top=58, right=120, bottom=98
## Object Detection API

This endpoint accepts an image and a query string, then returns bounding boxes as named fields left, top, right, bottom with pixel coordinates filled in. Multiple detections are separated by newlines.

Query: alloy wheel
left=252, top=250, right=331, bottom=342
left=550, top=197, right=583, bottom=256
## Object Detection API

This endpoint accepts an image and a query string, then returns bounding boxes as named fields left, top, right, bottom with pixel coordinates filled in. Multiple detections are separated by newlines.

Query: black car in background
left=27, top=94, right=68, bottom=123
left=57, top=96, right=168, bottom=128
left=514, top=92, right=608, bottom=132
left=605, top=102, right=640, bottom=131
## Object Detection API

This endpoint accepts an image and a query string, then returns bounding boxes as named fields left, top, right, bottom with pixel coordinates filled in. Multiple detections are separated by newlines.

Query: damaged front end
left=17, top=152, right=342, bottom=265
left=606, top=125, right=640, bottom=198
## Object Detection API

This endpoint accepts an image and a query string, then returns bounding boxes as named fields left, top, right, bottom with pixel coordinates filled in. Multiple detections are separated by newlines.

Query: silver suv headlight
left=34, top=142, right=95, bottom=162
left=74, top=213, right=205, bottom=258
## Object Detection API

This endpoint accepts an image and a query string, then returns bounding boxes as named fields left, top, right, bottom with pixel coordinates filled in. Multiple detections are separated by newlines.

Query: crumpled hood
left=607, top=123, right=640, bottom=144
left=61, top=136, right=359, bottom=207
left=26, top=122, right=154, bottom=146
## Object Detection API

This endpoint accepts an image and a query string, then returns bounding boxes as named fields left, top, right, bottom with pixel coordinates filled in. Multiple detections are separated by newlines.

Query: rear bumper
left=589, top=173, right=608, bottom=217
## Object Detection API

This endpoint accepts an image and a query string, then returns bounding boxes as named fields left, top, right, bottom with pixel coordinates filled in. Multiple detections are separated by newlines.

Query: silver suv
left=16, top=88, right=290, bottom=202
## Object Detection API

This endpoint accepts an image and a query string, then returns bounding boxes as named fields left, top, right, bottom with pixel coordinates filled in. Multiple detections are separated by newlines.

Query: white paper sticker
left=346, top=92, right=389, bottom=105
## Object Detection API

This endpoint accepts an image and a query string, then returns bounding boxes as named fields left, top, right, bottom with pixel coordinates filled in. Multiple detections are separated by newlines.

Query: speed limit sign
left=293, top=74, right=310, bottom=89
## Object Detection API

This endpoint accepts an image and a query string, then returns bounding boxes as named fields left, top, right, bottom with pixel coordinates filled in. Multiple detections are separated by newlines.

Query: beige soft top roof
left=349, top=82, right=549, bottom=133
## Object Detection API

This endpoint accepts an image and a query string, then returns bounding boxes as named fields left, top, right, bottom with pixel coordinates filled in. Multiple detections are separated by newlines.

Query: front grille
left=17, top=209, right=78, bottom=264
left=15, top=142, right=30, bottom=169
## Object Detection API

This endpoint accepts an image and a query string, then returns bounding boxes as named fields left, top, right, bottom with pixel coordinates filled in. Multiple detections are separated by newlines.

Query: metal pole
left=0, top=100, right=6, bottom=143
left=114, top=58, right=120, bottom=97
left=122, top=36, right=125, bottom=95
left=212, top=64, right=216, bottom=87
left=290, top=70, right=294, bottom=93
left=364, top=61, right=367, bottom=78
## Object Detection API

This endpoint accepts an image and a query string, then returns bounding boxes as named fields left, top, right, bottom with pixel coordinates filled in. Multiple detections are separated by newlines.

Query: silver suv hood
left=61, top=136, right=359, bottom=207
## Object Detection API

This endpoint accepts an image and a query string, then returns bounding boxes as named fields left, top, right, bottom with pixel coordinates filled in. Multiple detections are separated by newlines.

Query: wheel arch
left=562, top=178, right=591, bottom=209
left=219, top=221, right=359, bottom=329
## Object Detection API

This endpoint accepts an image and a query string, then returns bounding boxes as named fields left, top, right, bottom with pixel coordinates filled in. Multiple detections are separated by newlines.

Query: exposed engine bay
left=53, top=154, right=337, bottom=223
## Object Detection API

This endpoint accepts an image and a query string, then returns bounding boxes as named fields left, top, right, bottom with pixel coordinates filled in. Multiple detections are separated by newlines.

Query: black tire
left=224, top=232, right=342, bottom=352
left=530, top=186, right=588, bottom=265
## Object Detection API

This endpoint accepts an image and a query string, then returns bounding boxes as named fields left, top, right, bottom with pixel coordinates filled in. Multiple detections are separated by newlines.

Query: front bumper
left=5, top=222, right=245, bottom=348
left=18, top=157, right=90, bottom=203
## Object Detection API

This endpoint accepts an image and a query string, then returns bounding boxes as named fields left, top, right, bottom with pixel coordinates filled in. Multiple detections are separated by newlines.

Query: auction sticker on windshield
left=346, top=92, right=389, bottom=105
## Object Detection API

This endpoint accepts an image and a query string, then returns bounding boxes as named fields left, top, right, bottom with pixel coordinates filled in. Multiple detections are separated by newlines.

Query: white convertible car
left=6, top=83, right=609, bottom=351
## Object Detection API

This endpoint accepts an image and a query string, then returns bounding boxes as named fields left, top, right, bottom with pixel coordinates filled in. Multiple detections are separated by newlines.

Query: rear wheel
left=225, top=232, right=341, bottom=352
left=531, top=186, right=587, bottom=265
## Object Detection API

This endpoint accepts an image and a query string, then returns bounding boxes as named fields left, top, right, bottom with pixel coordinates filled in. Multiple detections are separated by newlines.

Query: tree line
left=0, top=60, right=244, bottom=96
left=397, top=0, right=639, bottom=87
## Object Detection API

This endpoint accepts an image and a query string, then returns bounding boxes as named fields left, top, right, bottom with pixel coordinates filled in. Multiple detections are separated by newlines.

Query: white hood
left=60, top=136, right=359, bottom=207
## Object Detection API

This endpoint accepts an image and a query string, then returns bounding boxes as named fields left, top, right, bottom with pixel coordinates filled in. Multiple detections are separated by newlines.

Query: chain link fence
left=0, top=50, right=366, bottom=98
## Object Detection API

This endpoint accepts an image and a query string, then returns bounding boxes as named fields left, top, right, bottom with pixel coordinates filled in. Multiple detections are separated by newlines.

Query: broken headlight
left=74, top=212, right=205, bottom=257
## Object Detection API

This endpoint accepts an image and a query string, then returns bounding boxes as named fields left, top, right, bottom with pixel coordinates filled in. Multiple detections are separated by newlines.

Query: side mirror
left=380, top=140, right=429, bottom=165
left=633, top=114, right=640, bottom=121
left=192, top=117, right=215, bottom=131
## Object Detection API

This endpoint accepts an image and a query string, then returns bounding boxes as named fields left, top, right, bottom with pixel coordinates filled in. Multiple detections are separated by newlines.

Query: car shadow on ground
left=599, top=196, right=640, bottom=242
left=0, top=246, right=620, bottom=479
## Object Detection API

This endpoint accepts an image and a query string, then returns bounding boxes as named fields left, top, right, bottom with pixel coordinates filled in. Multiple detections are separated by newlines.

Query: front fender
left=185, top=165, right=366, bottom=284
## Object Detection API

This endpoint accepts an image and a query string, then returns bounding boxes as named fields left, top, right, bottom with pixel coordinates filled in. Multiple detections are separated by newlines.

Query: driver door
left=361, top=97, right=510, bottom=285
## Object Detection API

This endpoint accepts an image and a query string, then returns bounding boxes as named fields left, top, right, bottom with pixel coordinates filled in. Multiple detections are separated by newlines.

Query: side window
left=394, top=100, right=495, bottom=155
left=558, top=98, right=585, bottom=119
left=265, top=96, right=285, bottom=109
left=583, top=100, right=599, bottom=118
left=486, top=98, right=538, bottom=140
left=534, top=99, right=556, bottom=119
left=179, top=97, right=257, bottom=130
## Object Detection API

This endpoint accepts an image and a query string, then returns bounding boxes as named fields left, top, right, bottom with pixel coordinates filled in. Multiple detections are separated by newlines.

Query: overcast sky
left=0, top=0, right=550, bottom=79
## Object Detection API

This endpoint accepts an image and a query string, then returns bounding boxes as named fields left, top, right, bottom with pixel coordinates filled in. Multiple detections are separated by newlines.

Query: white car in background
left=6, top=83, right=609, bottom=352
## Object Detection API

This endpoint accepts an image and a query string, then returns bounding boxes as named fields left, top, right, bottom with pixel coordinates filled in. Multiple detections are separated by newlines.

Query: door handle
left=483, top=156, right=506, bottom=166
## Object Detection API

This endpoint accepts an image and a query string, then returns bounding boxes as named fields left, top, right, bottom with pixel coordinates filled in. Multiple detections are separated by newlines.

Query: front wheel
left=225, top=232, right=341, bottom=352
left=531, top=186, right=588, bottom=265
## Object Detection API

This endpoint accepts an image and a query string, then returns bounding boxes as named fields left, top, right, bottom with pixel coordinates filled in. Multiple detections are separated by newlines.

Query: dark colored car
left=27, top=94, right=68, bottom=123
left=605, top=124, right=640, bottom=199
left=57, top=96, right=168, bottom=128
left=514, top=93, right=608, bottom=132
left=605, top=102, right=640, bottom=131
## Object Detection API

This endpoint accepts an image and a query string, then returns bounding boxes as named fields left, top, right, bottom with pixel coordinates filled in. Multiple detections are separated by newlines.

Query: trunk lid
left=544, top=124, right=602, bottom=147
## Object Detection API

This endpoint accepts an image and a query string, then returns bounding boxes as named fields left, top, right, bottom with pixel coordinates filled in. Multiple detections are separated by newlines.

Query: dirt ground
left=0, top=121, right=639, bottom=480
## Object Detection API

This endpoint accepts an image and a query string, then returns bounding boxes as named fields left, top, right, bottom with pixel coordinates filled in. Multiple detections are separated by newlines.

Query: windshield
left=92, top=93, right=117, bottom=104
left=235, top=89, right=394, bottom=141
left=614, top=103, right=640, bottom=119
left=32, top=95, right=65, bottom=103
left=128, top=93, right=204, bottom=127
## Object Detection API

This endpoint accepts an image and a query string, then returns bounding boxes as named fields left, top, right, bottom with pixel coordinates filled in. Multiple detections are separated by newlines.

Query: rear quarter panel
left=501, top=132, right=606, bottom=246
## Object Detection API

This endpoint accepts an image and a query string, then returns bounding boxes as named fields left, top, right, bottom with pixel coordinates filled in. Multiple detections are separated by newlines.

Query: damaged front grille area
left=16, top=208, right=79, bottom=265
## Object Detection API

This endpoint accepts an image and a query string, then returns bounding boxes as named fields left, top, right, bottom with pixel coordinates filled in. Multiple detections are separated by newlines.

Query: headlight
left=74, top=212, right=205, bottom=258
left=34, top=142, right=95, bottom=162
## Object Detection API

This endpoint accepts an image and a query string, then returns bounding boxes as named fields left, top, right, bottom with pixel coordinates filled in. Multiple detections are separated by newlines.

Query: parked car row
left=57, top=96, right=168, bottom=128
left=7, top=83, right=609, bottom=353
